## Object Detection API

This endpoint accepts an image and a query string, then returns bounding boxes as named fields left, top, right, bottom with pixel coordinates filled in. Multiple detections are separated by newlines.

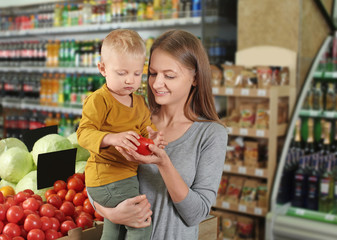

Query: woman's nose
left=152, top=75, right=164, bottom=88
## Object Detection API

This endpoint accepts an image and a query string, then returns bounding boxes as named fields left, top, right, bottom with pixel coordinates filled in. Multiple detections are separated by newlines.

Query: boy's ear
left=97, top=62, right=106, bottom=77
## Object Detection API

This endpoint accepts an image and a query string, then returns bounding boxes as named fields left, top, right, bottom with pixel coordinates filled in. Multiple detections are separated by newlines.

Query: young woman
left=90, top=29, right=228, bottom=239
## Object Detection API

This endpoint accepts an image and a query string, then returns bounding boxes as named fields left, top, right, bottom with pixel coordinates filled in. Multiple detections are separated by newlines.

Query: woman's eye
left=165, top=75, right=175, bottom=79
left=149, top=72, right=157, bottom=77
left=134, top=73, right=141, bottom=76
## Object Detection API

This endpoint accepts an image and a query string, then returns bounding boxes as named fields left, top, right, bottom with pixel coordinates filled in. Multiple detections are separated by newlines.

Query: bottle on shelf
left=306, top=155, right=321, bottom=210
left=319, top=157, right=334, bottom=213
left=304, top=118, right=316, bottom=155
left=291, top=155, right=309, bottom=208
left=324, top=82, right=336, bottom=111
left=312, top=81, right=323, bottom=111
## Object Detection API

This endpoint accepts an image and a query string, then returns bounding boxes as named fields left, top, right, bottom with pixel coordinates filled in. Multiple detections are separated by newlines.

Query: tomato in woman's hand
left=6, top=205, right=24, bottom=224
left=53, top=180, right=67, bottom=193
left=135, top=135, right=154, bottom=155
left=27, top=228, right=45, bottom=240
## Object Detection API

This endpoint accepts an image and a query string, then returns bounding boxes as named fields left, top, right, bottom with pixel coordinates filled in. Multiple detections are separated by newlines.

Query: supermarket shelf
left=213, top=198, right=267, bottom=217
left=0, top=17, right=202, bottom=38
left=299, top=109, right=337, bottom=119
left=223, top=164, right=268, bottom=179
left=0, top=66, right=99, bottom=74
left=286, top=207, right=337, bottom=225
left=212, top=85, right=291, bottom=98
left=314, top=71, right=337, bottom=79
left=225, top=124, right=287, bottom=138
left=1, top=97, right=82, bottom=115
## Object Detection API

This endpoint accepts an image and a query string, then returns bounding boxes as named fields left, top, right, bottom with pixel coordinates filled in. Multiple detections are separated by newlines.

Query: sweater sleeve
left=77, top=93, right=110, bottom=154
left=173, top=123, right=228, bottom=226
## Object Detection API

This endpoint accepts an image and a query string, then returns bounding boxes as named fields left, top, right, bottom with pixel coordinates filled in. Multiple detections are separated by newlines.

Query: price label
left=257, top=89, right=267, bottom=97
left=227, top=127, right=233, bottom=134
left=238, top=167, right=247, bottom=174
left=325, top=214, right=335, bottom=221
left=224, top=164, right=231, bottom=172
left=238, top=204, right=247, bottom=212
left=239, top=128, right=248, bottom=135
left=256, top=130, right=265, bottom=137
left=225, top=88, right=234, bottom=95
left=241, top=89, right=250, bottom=96
left=255, top=168, right=264, bottom=177
left=333, top=72, right=337, bottom=78
left=222, top=201, right=230, bottom=209
left=212, top=87, right=219, bottom=94
left=295, top=209, right=305, bottom=216
left=254, top=207, right=262, bottom=215
left=309, top=110, right=319, bottom=117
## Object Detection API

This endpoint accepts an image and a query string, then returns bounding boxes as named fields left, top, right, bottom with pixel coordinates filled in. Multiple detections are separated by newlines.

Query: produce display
left=0, top=133, right=100, bottom=239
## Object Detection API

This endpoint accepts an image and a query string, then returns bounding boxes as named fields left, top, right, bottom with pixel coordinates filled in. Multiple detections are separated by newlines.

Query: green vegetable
left=31, top=134, right=74, bottom=165
left=0, top=179, right=16, bottom=189
left=75, top=160, right=87, bottom=173
left=0, top=138, right=28, bottom=154
left=0, top=147, right=34, bottom=183
left=15, top=170, right=52, bottom=202
left=67, top=132, right=90, bottom=162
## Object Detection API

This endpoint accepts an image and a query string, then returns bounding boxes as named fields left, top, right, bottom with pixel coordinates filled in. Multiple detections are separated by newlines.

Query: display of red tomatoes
left=135, top=135, right=154, bottom=155
left=0, top=173, right=101, bottom=239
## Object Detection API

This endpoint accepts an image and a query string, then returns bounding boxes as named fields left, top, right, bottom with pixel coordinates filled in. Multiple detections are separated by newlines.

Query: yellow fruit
left=0, top=186, right=15, bottom=197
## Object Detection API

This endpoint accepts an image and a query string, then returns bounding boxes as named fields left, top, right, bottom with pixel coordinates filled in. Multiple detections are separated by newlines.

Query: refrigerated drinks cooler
left=265, top=34, right=337, bottom=239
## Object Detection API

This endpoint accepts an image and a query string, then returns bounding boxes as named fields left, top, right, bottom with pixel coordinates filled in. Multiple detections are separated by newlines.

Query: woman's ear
left=97, top=62, right=106, bottom=77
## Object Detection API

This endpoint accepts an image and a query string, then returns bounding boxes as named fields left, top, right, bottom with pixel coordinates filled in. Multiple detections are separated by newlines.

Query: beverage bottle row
left=0, top=39, right=102, bottom=68
left=0, top=0, right=209, bottom=31
left=277, top=118, right=337, bottom=213
left=303, top=80, right=337, bottom=111
left=4, top=107, right=81, bottom=139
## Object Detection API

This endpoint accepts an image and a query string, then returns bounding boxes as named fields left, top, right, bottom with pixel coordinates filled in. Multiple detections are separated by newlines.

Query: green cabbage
left=0, top=179, right=16, bottom=189
left=0, top=138, right=28, bottom=154
left=75, top=160, right=87, bottom=173
left=0, top=147, right=34, bottom=183
left=31, top=134, right=74, bottom=165
left=15, top=170, right=52, bottom=202
left=67, top=132, right=90, bottom=162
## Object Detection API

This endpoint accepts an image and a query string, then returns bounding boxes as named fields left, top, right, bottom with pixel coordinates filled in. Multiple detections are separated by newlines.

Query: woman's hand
left=147, top=126, right=167, bottom=149
left=94, top=195, right=152, bottom=228
left=116, top=142, right=169, bottom=167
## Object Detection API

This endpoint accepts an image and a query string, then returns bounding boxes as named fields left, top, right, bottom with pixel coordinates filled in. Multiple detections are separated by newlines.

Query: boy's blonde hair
left=101, top=29, right=146, bottom=62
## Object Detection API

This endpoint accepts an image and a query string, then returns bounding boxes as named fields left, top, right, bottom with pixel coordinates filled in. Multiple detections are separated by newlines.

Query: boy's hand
left=146, top=126, right=167, bottom=149
left=103, top=131, right=140, bottom=151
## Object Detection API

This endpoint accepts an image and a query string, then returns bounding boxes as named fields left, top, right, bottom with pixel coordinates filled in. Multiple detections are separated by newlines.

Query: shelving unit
left=211, top=46, right=297, bottom=239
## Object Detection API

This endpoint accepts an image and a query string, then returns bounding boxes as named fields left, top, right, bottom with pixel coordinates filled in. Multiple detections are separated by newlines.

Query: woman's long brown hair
left=147, top=29, right=223, bottom=125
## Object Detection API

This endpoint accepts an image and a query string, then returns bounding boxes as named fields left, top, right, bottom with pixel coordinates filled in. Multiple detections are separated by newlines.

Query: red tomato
left=40, top=216, right=52, bottom=231
left=72, top=193, right=86, bottom=207
left=70, top=173, right=85, bottom=183
left=60, top=201, right=75, bottom=217
left=0, top=204, right=7, bottom=221
left=82, top=188, right=88, bottom=197
left=49, top=217, right=60, bottom=231
left=0, top=220, right=4, bottom=233
left=53, top=210, right=65, bottom=223
left=64, top=189, right=76, bottom=202
left=27, top=228, right=45, bottom=240
left=22, top=198, right=40, bottom=212
left=0, top=235, right=10, bottom=240
left=135, top=136, right=154, bottom=155
left=82, top=199, right=95, bottom=215
left=23, top=189, right=34, bottom=196
left=13, top=192, right=30, bottom=204
left=2, top=223, right=21, bottom=238
left=60, top=220, right=77, bottom=235
left=12, top=236, right=25, bottom=240
left=76, top=215, right=93, bottom=230
left=67, top=178, right=84, bottom=192
left=46, top=195, right=62, bottom=209
left=24, top=209, right=39, bottom=219
left=94, top=211, right=104, bottom=221
left=24, top=214, right=42, bottom=232
left=39, top=204, right=55, bottom=218
left=6, top=205, right=24, bottom=224
left=0, top=192, right=4, bottom=204
left=45, top=229, right=59, bottom=240
left=20, top=225, right=28, bottom=239
left=53, top=180, right=67, bottom=193
left=79, top=211, right=93, bottom=221
left=31, top=194, right=43, bottom=202
left=57, top=189, right=67, bottom=200
left=44, top=190, right=56, bottom=201
left=4, top=197, right=16, bottom=208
